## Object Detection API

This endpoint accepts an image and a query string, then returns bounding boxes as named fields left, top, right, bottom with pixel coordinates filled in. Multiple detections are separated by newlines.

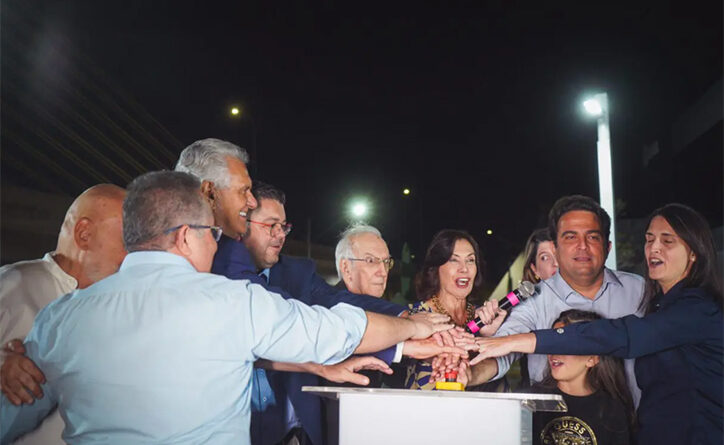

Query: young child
left=530, top=310, right=634, bottom=445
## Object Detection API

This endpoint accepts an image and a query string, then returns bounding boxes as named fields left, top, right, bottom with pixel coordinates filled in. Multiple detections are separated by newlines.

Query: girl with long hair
left=532, top=310, right=633, bottom=445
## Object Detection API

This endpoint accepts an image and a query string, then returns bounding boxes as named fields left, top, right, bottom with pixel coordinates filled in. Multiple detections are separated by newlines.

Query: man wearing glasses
left=231, top=182, right=467, bottom=445
left=174, top=140, right=467, bottom=445
left=335, top=224, right=393, bottom=298
left=174, top=140, right=404, bottom=445
left=235, top=182, right=407, bottom=445
left=1, top=171, right=454, bottom=444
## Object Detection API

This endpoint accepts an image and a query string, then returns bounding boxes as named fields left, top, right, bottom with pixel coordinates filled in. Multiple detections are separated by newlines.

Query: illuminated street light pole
left=583, top=92, right=617, bottom=269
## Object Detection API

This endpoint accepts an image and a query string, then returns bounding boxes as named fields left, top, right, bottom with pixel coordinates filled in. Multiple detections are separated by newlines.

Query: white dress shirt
left=0, top=252, right=77, bottom=445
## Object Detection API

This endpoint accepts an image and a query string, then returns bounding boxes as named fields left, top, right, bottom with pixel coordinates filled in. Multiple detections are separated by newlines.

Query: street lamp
left=583, top=92, right=617, bottom=269
left=230, top=106, right=240, bottom=117
left=351, top=201, right=368, bottom=218
left=402, top=188, right=411, bottom=196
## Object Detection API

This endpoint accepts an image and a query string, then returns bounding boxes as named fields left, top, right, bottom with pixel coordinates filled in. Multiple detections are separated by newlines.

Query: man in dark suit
left=226, top=181, right=467, bottom=445
left=219, top=182, right=403, bottom=445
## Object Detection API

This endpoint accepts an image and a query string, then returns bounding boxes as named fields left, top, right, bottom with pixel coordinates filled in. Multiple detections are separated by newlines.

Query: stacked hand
left=1, top=339, right=45, bottom=406
left=469, top=334, right=536, bottom=366
left=425, top=301, right=508, bottom=385
left=427, top=327, right=477, bottom=382
left=407, top=311, right=455, bottom=339
left=405, top=326, right=477, bottom=360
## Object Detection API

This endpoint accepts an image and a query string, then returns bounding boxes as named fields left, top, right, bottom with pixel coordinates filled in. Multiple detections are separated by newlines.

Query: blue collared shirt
left=1, top=251, right=367, bottom=444
left=494, top=268, right=644, bottom=404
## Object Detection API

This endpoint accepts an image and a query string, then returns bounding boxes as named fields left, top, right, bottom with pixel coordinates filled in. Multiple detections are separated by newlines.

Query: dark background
left=2, top=1, right=722, bottom=283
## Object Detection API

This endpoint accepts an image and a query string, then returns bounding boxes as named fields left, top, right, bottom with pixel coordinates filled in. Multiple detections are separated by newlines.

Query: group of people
left=0, top=137, right=721, bottom=445
left=422, top=197, right=722, bottom=444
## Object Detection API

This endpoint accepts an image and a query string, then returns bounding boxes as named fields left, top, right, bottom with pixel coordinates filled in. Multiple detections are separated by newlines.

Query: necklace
left=431, top=294, right=475, bottom=326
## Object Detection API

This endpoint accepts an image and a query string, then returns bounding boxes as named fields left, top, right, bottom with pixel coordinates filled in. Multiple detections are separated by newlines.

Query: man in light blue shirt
left=1, top=171, right=450, bottom=444
left=467, top=195, right=644, bottom=405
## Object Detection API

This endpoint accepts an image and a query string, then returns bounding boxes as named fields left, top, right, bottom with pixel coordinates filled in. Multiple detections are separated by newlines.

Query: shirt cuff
left=493, top=356, right=507, bottom=380
left=534, top=327, right=571, bottom=354
left=392, top=342, right=404, bottom=363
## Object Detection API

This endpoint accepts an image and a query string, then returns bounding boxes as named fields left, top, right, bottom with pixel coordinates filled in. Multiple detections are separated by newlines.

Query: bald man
left=0, top=184, right=125, bottom=445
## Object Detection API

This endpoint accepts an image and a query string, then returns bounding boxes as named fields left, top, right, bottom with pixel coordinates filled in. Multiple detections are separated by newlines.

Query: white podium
left=304, top=386, right=565, bottom=445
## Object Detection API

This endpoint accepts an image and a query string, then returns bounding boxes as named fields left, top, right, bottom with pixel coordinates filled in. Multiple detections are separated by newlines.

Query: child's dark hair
left=541, top=309, right=636, bottom=431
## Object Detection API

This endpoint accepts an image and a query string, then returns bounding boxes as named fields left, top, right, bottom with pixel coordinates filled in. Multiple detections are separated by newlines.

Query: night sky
left=2, top=1, right=722, bottom=280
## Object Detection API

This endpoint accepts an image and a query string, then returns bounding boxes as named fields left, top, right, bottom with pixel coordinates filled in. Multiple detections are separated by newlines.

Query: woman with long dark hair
left=404, top=229, right=503, bottom=389
left=472, top=203, right=723, bottom=444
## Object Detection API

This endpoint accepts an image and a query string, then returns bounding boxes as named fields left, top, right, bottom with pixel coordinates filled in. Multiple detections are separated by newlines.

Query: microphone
left=465, top=281, right=536, bottom=335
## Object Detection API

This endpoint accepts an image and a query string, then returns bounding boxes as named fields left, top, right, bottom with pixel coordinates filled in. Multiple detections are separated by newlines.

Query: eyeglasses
left=164, top=224, right=223, bottom=242
left=347, top=256, right=395, bottom=271
left=249, top=220, right=293, bottom=236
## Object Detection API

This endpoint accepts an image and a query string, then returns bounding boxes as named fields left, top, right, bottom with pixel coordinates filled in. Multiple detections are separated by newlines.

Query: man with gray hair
left=175, top=141, right=468, bottom=444
left=335, top=224, right=392, bottom=298
left=175, top=137, right=258, bottom=241
left=1, top=171, right=452, bottom=444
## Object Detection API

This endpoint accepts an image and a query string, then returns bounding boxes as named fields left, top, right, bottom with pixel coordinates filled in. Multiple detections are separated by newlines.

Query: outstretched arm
left=474, top=293, right=722, bottom=362
left=355, top=311, right=453, bottom=354
left=470, top=333, right=536, bottom=365
left=257, top=355, right=393, bottom=386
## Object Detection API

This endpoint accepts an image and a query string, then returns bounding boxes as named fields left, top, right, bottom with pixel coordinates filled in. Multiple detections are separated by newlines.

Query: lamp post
left=583, top=92, right=617, bottom=270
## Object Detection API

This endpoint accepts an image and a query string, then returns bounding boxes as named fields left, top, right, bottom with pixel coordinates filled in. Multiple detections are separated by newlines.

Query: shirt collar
left=546, top=267, right=621, bottom=302
left=259, top=268, right=270, bottom=280
left=119, top=251, right=196, bottom=271
left=43, top=251, right=78, bottom=289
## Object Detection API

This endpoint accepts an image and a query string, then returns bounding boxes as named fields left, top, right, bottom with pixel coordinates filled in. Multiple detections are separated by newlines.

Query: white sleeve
left=392, top=342, right=404, bottom=363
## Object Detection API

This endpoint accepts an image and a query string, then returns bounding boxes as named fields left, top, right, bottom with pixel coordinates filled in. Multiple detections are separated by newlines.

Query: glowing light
left=351, top=202, right=368, bottom=218
left=230, top=107, right=240, bottom=116
left=583, top=99, right=602, bottom=116
left=402, top=188, right=411, bottom=195
left=486, top=229, right=493, bottom=235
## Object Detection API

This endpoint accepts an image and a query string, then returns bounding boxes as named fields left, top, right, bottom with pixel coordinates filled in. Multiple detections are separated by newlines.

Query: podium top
left=302, top=386, right=567, bottom=413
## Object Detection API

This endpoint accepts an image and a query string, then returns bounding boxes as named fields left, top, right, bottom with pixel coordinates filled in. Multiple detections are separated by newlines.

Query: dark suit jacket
left=211, top=236, right=405, bottom=445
